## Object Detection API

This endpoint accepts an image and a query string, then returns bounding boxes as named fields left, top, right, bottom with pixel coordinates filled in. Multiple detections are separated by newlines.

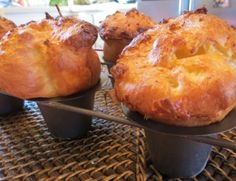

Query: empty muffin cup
left=145, top=130, right=212, bottom=178
left=37, top=83, right=99, bottom=139
left=0, top=93, right=24, bottom=116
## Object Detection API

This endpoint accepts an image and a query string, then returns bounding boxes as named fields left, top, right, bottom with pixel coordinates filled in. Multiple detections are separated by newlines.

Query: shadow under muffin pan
left=0, top=93, right=24, bottom=116
left=34, top=82, right=100, bottom=139
left=121, top=104, right=236, bottom=178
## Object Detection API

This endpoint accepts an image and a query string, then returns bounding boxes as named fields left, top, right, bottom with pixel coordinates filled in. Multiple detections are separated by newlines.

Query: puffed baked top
left=0, top=17, right=16, bottom=39
left=0, top=16, right=100, bottom=99
left=112, top=9, right=236, bottom=127
left=99, top=8, right=156, bottom=40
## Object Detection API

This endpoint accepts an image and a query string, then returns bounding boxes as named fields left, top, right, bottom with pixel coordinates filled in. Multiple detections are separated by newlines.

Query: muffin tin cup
left=145, top=130, right=212, bottom=178
left=36, top=83, right=99, bottom=139
left=120, top=104, right=236, bottom=178
left=32, top=93, right=235, bottom=177
left=0, top=93, right=24, bottom=116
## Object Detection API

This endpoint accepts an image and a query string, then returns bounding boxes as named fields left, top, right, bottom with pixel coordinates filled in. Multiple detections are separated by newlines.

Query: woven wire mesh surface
left=0, top=67, right=235, bottom=181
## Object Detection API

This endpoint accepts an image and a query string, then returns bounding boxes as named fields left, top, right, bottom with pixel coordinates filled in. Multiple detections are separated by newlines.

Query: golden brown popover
left=0, top=15, right=100, bottom=99
left=0, top=17, right=16, bottom=39
left=112, top=9, right=236, bottom=127
left=99, top=8, right=156, bottom=62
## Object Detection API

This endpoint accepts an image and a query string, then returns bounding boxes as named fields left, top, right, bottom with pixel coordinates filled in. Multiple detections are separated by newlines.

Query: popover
left=0, top=15, right=100, bottom=99
left=0, top=17, right=16, bottom=39
left=99, top=8, right=156, bottom=62
left=112, top=9, right=236, bottom=127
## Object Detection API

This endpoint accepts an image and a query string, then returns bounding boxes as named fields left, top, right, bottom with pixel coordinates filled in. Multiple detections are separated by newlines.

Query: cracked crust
left=0, top=17, right=16, bottom=39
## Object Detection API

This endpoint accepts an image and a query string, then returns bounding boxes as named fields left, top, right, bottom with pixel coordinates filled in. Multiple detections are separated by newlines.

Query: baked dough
left=99, top=8, right=156, bottom=62
left=99, top=8, right=156, bottom=40
left=0, top=16, right=100, bottom=99
left=0, top=17, right=16, bottom=39
left=112, top=9, right=236, bottom=127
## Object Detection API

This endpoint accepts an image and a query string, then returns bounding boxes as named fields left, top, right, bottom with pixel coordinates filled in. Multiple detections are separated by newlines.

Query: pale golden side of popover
left=0, top=17, right=16, bottom=39
left=112, top=10, right=236, bottom=127
left=0, top=16, right=101, bottom=99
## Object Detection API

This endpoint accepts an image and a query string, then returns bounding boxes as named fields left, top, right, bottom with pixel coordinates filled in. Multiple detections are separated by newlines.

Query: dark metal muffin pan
left=145, top=130, right=212, bottom=178
left=33, top=82, right=100, bottom=139
left=36, top=97, right=236, bottom=178
left=121, top=104, right=236, bottom=136
left=1, top=67, right=236, bottom=178
left=0, top=93, right=24, bottom=116
left=121, top=104, right=235, bottom=177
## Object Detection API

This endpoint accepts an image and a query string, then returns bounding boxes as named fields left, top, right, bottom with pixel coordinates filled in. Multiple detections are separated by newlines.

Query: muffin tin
left=1, top=63, right=236, bottom=179
left=1, top=99, right=235, bottom=180
left=35, top=68, right=236, bottom=178
left=38, top=95, right=236, bottom=178
left=122, top=105, right=236, bottom=178
left=0, top=93, right=24, bottom=116
left=35, top=82, right=100, bottom=139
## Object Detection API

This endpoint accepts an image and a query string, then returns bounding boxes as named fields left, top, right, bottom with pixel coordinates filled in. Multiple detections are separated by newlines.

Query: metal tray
left=121, top=104, right=236, bottom=136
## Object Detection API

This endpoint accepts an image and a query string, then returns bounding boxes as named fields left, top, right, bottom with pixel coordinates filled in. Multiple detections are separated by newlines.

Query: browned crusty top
left=0, top=17, right=16, bottom=39
left=112, top=9, right=236, bottom=127
left=99, top=8, right=156, bottom=40
left=0, top=16, right=100, bottom=99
